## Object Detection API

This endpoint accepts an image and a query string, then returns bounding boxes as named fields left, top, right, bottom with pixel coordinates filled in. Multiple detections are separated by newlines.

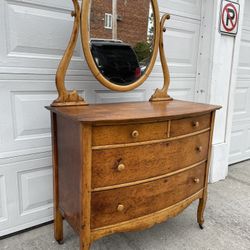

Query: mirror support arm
left=51, top=0, right=88, bottom=107
left=150, top=14, right=173, bottom=102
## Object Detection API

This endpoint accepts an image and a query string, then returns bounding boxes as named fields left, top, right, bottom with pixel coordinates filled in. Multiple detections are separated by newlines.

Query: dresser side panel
left=57, top=115, right=82, bottom=233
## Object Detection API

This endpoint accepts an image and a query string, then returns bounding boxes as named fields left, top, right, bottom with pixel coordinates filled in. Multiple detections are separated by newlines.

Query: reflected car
left=90, top=39, right=142, bottom=85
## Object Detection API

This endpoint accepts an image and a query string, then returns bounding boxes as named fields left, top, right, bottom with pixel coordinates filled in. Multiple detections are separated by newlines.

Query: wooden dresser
left=47, top=100, right=220, bottom=250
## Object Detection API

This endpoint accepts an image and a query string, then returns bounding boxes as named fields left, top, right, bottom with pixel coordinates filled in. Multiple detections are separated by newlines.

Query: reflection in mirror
left=89, top=0, right=155, bottom=86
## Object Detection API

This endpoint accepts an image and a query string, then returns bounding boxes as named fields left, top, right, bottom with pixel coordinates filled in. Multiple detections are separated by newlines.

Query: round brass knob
left=117, top=204, right=125, bottom=212
left=196, top=146, right=203, bottom=152
left=193, top=178, right=200, bottom=184
left=132, top=130, right=139, bottom=138
left=117, top=164, right=125, bottom=172
left=193, top=121, right=200, bottom=128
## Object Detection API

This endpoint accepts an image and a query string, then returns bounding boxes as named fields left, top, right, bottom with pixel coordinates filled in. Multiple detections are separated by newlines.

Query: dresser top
left=47, top=100, right=221, bottom=124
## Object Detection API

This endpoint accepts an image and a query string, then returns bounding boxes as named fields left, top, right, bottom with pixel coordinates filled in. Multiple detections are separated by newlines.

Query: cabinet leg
left=54, top=210, right=64, bottom=244
left=80, top=237, right=91, bottom=250
left=197, top=193, right=207, bottom=229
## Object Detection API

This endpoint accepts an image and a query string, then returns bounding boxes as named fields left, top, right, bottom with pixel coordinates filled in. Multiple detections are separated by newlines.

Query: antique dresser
left=47, top=100, right=220, bottom=250
left=47, top=0, right=221, bottom=249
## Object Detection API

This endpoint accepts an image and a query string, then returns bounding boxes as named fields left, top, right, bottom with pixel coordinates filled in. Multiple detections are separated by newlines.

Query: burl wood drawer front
left=92, top=132, right=209, bottom=188
left=170, top=113, right=211, bottom=137
left=91, top=163, right=205, bottom=229
left=92, top=121, right=169, bottom=146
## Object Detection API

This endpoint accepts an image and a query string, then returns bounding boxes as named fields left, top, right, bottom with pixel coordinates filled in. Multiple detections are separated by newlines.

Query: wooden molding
left=51, top=0, right=88, bottom=107
left=150, top=14, right=173, bottom=102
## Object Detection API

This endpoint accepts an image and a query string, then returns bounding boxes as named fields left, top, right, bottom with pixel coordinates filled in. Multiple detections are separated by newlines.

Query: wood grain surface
left=47, top=100, right=221, bottom=124
left=92, top=132, right=210, bottom=188
left=91, top=190, right=203, bottom=241
left=57, top=115, right=82, bottom=233
left=91, top=163, right=206, bottom=229
left=170, top=113, right=211, bottom=137
left=92, top=121, right=169, bottom=146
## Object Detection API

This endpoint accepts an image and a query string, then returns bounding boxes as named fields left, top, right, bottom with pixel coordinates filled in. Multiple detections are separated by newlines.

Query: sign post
left=220, top=0, right=240, bottom=36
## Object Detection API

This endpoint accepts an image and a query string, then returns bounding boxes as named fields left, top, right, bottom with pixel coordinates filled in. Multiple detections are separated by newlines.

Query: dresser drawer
left=92, top=132, right=209, bottom=188
left=91, top=163, right=205, bottom=229
left=92, top=121, right=169, bottom=146
left=170, top=113, right=211, bottom=137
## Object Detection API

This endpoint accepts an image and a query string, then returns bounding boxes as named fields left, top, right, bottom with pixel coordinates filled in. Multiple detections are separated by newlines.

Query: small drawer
left=92, top=132, right=210, bottom=188
left=92, top=121, right=169, bottom=146
left=91, top=163, right=206, bottom=229
left=170, top=113, right=211, bottom=137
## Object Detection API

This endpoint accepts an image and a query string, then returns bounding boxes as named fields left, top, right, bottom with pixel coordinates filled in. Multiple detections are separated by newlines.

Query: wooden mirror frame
left=51, top=0, right=172, bottom=107
left=81, top=0, right=160, bottom=92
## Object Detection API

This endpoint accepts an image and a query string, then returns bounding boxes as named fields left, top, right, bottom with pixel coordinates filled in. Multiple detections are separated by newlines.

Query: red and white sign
left=220, top=0, right=240, bottom=36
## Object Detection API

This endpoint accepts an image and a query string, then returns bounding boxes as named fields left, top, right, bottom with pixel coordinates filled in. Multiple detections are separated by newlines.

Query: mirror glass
left=89, top=0, right=155, bottom=86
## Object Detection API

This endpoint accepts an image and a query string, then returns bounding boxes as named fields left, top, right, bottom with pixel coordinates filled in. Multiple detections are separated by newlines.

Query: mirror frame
left=81, top=0, right=160, bottom=92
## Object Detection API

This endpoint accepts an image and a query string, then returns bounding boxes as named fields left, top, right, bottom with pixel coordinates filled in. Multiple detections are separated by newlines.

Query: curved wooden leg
left=80, top=237, right=91, bottom=250
left=197, top=192, right=207, bottom=229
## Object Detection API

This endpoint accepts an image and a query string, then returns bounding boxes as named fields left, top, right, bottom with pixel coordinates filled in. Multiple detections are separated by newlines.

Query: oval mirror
left=81, top=0, right=160, bottom=91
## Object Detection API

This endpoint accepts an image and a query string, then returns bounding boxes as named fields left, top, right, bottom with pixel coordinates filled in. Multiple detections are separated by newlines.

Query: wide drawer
left=91, top=163, right=205, bottom=229
left=170, top=113, right=211, bottom=137
left=92, top=121, right=169, bottom=146
left=92, top=132, right=209, bottom=188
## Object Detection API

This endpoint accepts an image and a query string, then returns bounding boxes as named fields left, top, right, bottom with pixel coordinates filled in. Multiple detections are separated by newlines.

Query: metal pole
left=112, top=0, right=117, bottom=40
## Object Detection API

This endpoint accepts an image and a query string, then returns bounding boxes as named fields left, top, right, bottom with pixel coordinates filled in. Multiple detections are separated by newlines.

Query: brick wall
left=90, top=0, right=113, bottom=40
left=90, top=0, right=151, bottom=47
left=117, top=0, right=150, bottom=46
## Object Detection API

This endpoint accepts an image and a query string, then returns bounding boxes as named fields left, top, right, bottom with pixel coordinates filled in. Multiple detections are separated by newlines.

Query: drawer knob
left=117, top=164, right=125, bottom=172
left=193, top=121, right=200, bottom=128
left=193, top=178, right=200, bottom=184
left=196, top=146, right=203, bottom=152
left=132, top=130, right=139, bottom=138
left=117, top=204, right=125, bottom=212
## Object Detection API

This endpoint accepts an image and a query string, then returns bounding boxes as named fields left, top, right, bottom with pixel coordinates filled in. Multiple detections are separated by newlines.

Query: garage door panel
left=11, top=91, right=55, bottom=140
left=0, top=175, right=8, bottom=223
left=1, top=0, right=83, bottom=73
left=145, top=74, right=196, bottom=100
left=232, top=81, right=250, bottom=122
left=155, top=16, right=200, bottom=77
left=247, top=128, right=250, bottom=153
left=238, top=31, right=250, bottom=77
left=93, top=89, right=147, bottom=104
left=230, top=125, right=250, bottom=164
left=243, top=0, right=250, bottom=30
left=8, top=0, right=77, bottom=10
left=0, top=156, right=53, bottom=236
left=168, top=78, right=196, bottom=101
left=0, top=80, right=85, bottom=157
left=18, top=166, right=53, bottom=216
left=230, top=128, right=245, bottom=158
left=159, top=0, right=201, bottom=20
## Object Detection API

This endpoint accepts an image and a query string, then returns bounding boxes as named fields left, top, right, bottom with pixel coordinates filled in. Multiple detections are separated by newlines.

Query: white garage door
left=0, top=0, right=203, bottom=235
left=229, top=1, right=250, bottom=164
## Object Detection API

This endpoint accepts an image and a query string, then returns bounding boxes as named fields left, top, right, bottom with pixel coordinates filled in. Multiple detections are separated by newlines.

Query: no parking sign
left=220, top=0, right=240, bottom=36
